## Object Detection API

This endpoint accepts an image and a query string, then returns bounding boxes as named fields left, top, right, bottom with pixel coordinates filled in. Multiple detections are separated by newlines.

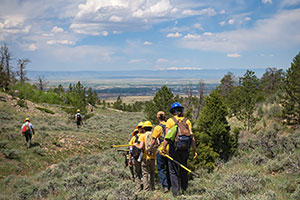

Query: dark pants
left=168, top=143, right=190, bottom=196
left=23, top=131, right=32, bottom=147
left=156, top=152, right=170, bottom=189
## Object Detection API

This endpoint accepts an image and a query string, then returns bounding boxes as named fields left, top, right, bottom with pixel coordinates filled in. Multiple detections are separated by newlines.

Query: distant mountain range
left=27, top=68, right=267, bottom=82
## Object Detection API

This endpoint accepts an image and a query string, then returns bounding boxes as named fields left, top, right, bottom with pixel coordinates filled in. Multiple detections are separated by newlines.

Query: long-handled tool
left=157, top=149, right=199, bottom=178
left=110, top=144, right=132, bottom=148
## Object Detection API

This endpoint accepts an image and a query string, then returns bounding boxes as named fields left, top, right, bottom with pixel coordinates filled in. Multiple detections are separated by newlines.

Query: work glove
left=162, top=149, right=167, bottom=154
left=193, top=152, right=198, bottom=160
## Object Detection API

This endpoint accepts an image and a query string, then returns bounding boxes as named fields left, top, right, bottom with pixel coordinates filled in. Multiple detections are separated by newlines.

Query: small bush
left=0, top=140, right=8, bottom=149
left=267, top=104, right=282, bottom=118
left=17, top=99, right=28, bottom=108
left=2, top=149, right=20, bottom=159
left=32, top=147, right=45, bottom=156
left=291, top=185, right=300, bottom=200
left=36, top=106, right=55, bottom=114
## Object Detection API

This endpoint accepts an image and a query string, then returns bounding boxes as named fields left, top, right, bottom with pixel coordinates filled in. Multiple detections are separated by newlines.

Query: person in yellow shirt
left=134, top=121, right=155, bottom=191
left=162, top=102, right=197, bottom=196
left=148, top=111, right=170, bottom=193
left=128, top=122, right=144, bottom=191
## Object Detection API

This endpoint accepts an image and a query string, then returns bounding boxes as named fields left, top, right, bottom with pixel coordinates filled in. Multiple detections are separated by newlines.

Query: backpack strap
left=172, top=116, right=178, bottom=125
left=158, top=124, right=166, bottom=143
left=135, top=135, right=140, bottom=144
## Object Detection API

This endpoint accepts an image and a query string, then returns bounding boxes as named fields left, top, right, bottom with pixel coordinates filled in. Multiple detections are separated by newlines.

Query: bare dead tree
left=37, top=75, right=48, bottom=91
left=0, top=44, right=12, bottom=91
left=17, top=58, right=30, bottom=82
left=185, top=81, right=193, bottom=109
left=195, top=80, right=206, bottom=120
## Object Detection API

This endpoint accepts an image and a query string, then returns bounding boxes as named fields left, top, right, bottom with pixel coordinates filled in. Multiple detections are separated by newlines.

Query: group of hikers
left=21, top=109, right=82, bottom=148
left=125, top=102, right=197, bottom=196
left=20, top=102, right=197, bottom=196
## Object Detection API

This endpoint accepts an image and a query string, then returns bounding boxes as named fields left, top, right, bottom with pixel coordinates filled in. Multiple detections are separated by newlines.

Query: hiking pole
left=110, top=144, right=132, bottom=148
left=157, top=149, right=199, bottom=178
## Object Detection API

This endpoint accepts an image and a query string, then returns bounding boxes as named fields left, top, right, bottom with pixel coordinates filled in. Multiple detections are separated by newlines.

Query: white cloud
left=109, top=15, right=122, bottom=22
left=72, top=0, right=180, bottom=34
left=182, top=8, right=217, bottom=16
left=51, top=26, right=64, bottom=33
left=227, top=53, right=241, bottom=58
left=262, top=0, right=272, bottom=4
left=228, top=19, right=235, bottom=25
left=144, top=41, right=152, bottom=45
left=193, top=23, right=203, bottom=30
left=281, top=0, right=300, bottom=6
left=129, top=59, right=145, bottom=63
left=166, top=32, right=182, bottom=38
left=245, top=17, right=252, bottom=21
left=219, top=21, right=226, bottom=26
left=219, top=10, right=226, bottom=14
left=27, top=43, right=37, bottom=51
left=180, top=9, right=300, bottom=52
left=112, top=31, right=122, bottom=34
left=47, top=40, right=75, bottom=45
left=157, top=58, right=168, bottom=63
left=184, top=34, right=201, bottom=39
left=101, top=31, right=109, bottom=36
left=166, top=67, right=202, bottom=70
left=203, top=32, right=213, bottom=36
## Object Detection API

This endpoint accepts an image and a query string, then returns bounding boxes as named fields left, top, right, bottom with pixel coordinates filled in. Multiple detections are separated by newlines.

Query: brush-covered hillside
left=0, top=91, right=299, bottom=200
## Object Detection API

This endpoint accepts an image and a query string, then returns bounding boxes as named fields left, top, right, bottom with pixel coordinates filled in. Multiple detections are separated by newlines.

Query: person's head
left=24, top=118, right=30, bottom=122
left=170, top=102, right=184, bottom=117
left=131, top=128, right=139, bottom=136
left=157, top=111, right=166, bottom=122
left=136, top=122, right=144, bottom=133
left=142, top=121, right=153, bottom=132
left=77, top=109, right=80, bottom=113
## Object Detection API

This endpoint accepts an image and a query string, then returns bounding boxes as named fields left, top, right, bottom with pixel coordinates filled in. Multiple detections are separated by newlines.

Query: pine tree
left=113, top=96, right=123, bottom=110
left=195, top=90, right=235, bottom=161
left=217, top=72, right=236, bottom=99
left=144, top=86, right=174, bottom=122
left=281, top=52, right=300, bottom=126
left=87, top=87, right=98, bottom=106
left=227, top=70, right=263, bottom=130
left=261, top=67, right=284, bottom=96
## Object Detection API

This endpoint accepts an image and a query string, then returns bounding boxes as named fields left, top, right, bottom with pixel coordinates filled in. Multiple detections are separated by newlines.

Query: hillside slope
left=0, top=92, right=299, bottom=200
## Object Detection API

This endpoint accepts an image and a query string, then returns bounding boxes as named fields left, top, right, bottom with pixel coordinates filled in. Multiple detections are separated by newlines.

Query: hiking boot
left=27, top=140, right=31, bottom=148
left=163, top=188, right=169, bottom=193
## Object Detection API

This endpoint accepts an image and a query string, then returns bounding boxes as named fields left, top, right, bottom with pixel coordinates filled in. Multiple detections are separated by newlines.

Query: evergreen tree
left=195, top=90, right=235, bottom=161
left=217, top=72, right=236, bottom=99
left=87, top=87, right=98, bottom=106
left=261, top=67, right=284, bottom=96
left=227, top=70, right=263, bottom=130
left=113, top=96, right=123, bottom=110
left=144, top=86, right=174, bottom=122
left=281, top=52, right=300, bottom=126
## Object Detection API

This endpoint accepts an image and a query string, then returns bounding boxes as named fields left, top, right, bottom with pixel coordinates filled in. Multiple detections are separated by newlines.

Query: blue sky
left=0, top=0, right=300, bottom=71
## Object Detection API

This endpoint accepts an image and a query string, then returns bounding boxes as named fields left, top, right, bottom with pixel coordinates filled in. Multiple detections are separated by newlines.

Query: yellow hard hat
left=131, top=128, right=139, bottom=136
left=77, top=109, right=80, bottom=112
left=24, top=118, right=30, bottom=122
left=142, top=121, right=153, bottom=128
left=136, top=122, right=144, bottom=128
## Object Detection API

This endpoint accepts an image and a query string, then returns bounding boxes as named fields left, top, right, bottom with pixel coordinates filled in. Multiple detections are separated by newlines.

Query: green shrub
left=17, top=99, right=27, bottom=108
left=0, top=140, right=8, bottom=149
left=2, top=149, right=20, bottom=159
left=267, top=104, right=282, bottom=118
left=32, top=146, right=45, bottom=156
left=291, top=185, right=300, bottom=200
left=36, top=106, right=55, bottom=114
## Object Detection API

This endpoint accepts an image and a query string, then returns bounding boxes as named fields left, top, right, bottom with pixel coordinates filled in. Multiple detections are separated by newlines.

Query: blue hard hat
left=170, top=102, right=184, bottom=113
